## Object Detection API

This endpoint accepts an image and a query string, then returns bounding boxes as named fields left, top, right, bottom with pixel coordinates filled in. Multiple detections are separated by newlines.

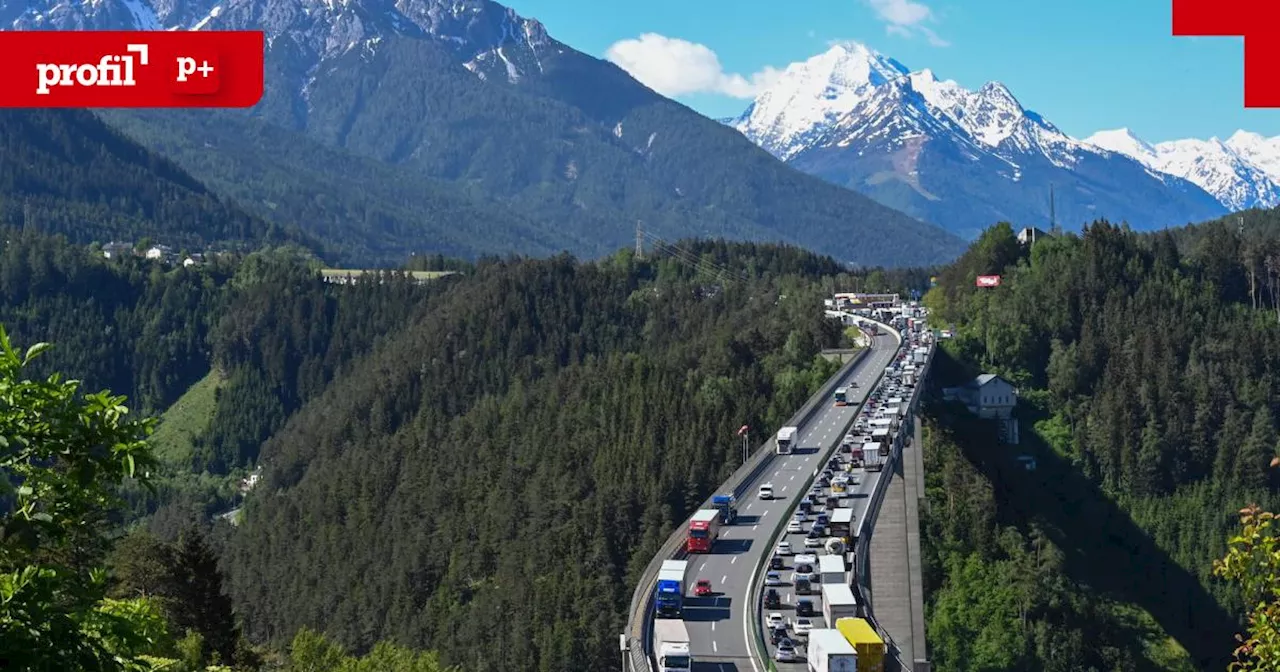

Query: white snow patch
left=120, top=0, right=161, bottom=30
left=191, top=4, right=222, bottom=30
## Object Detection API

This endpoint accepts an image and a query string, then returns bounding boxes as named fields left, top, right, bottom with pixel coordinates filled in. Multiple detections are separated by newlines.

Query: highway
left=676, top=330, right=900, bottom=672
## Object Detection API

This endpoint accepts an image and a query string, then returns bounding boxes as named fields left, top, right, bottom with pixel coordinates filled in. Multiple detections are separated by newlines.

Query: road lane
left=678, top=332, right=899, bottom=671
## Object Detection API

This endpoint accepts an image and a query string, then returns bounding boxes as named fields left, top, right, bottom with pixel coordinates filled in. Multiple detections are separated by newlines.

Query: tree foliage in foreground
left=1217, top=501, right=1280, bottom=672
left=0, top=325, right=164, bottom=670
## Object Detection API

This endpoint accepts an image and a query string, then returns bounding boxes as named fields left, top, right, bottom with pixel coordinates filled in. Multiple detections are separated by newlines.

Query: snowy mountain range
left=1085, top=129, right=1280, bottom=212
left=729, top=43, right=1231, bottom=239
left=0, top=0, right=965, bottom=266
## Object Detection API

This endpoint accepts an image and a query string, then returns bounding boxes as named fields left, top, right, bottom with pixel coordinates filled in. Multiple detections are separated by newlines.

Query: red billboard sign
left=975, top=275, right=1002, bottom=287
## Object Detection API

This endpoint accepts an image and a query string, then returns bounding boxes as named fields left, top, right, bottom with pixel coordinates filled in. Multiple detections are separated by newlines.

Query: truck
left=807, top=629, right=857, bottom=672
left=822, top=583, right=859, bottom=625
left=652, top=619, right=693, bottom=672
left=834, top=386, right=849, bottom=406
left=687, top=509, right=720, bottom=553
left=712, top=493, right=738, bottom=525
left=870, top=429, right=891, bottom=454
left=654, top=560, right=688, bottom=617
left=818, top=554, right=846, bottom=585
left=835, top=618, right=886, bottom=672
left=777, top=426, right=798, bottom=455
left=862, top=443, right=884, bottom=472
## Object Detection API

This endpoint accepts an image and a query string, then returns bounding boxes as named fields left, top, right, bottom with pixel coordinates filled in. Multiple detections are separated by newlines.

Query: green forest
left=919, top=214, right=1280, bottom=671
left=0, top=230, right=863, bottom=671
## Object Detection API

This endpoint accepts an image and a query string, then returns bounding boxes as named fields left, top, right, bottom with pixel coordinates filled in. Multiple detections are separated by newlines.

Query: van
left=758, top=483, right=774, bottom=500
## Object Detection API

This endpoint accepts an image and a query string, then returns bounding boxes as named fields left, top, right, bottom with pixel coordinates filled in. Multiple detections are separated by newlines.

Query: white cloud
left=865, top=0, right=949, bottom=46
left=605, top=33, right=782, bottom=98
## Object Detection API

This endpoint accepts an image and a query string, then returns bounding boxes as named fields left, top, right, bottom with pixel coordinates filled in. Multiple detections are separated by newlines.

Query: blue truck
left=655, top=560, right=689, bottom=618
left=712, top=493, right=738, bottom=525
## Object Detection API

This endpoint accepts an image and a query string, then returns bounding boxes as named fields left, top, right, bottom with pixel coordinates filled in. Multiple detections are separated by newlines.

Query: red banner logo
left=0, top=31, right=263, bottom=108
left=1173, top=0, right=1280, bottom=107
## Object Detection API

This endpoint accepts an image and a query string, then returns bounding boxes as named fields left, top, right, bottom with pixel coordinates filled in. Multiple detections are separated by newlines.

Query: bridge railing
left=623, top=341, right=876, bottom=671
left=852, top=336, right=936, bottom=672
left=746, top=324, right=901, bottom=671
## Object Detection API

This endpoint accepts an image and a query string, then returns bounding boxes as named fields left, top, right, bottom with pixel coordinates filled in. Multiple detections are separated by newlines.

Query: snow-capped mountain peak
left=1087, top=128, right=1280, bottom=211
left=1085, top=128, right=1159, bottom=163
left=730, top=41, right=909, bottom=159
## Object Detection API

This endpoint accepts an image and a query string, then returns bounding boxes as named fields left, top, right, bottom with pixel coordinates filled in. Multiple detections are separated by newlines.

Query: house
left=1017, top=227, right=1052, bottom=246
left=144, top=244, right=174, bottom=261
left=102, top=241, right=133, bottom=259
left=943, top=373, right=1018, bottom=420
left=182, top=253, right=205, bottom=268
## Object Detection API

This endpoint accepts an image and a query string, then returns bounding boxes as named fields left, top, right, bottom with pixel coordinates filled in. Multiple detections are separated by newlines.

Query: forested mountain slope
left=221, top=245, right=851, bottom=670
left=921, top=219, right=1280, bottom=670
left=99, top=110, right=569, bottom=265
left=0, top=110, right=303, bottom=250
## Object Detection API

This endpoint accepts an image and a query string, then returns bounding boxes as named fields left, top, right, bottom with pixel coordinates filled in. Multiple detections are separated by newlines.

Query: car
left=758, top=483, right=774, bottom=500
left=795, top=553, right=817, bottom=567
left=815, top=513, right=830, bottom=527
left=795, top=577, right=812, bottom=594
left=794, top=564, right=815, bottom=582
left=796, top=599, right=815, bottom=616
left=764, top=588, right=781, bottom=608
left=765, top=571, right=784, bottom=586
left=775, top=639, right=800, bottom=662
left=787, top=519, right=804, bottom=534
left=770, top=625, right=788, bottom=646
left=766, top=612, right=785, bottom=630
left=792, top=509, right=807, bottom=523
left=694, top=579, right=713, bottom=596
left=777, top=541, right=793, bottom=555
left=792, top=618, right=814, bottom=639
left=770, top=555, right=785, bottom=570
left=805, top=535, right=823, bottom=548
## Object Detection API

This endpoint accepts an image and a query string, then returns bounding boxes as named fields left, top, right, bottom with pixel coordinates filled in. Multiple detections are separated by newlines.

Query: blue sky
left=501, top=0, right=1280, bottom=143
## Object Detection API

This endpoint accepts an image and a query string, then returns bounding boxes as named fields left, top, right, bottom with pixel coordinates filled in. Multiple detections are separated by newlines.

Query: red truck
left=686, top=509, right=721, bottom=553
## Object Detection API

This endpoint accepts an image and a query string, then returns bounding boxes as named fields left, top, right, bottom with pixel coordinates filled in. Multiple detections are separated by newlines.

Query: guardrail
left=623, top=343, right=875, bottom=671
left=851, top=337, right=936, bottom=672
left=744, top=320, right=903, bottom=671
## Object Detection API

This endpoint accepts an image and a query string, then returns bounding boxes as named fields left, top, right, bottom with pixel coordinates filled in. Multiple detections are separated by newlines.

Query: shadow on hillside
left=950, top=406, right=1237, bottom=671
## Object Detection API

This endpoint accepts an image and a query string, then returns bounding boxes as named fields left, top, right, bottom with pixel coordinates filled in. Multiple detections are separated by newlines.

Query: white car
left=759, top=483, right=774, bottom=500
left=804, top=535, right=823, bottom=548
left=794, top=553, right=817, bottom=567
left=776, top=541, right=793, bottom=556
left=764, top=571, right=784, bottom=586
left=792, top=618, right=814, bottom=639
left=766, top=612, right=785, bottom=630
left=787, top=520, right=804, bottom=534
left=792, top=510, right=807, bottom=522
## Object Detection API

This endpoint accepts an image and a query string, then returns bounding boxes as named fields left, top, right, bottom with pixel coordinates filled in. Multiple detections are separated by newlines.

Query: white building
left=943, top=373, right=1017, bottom=420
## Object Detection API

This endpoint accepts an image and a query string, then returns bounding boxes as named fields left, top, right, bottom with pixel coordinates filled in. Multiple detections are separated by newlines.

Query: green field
left=320, top=269, right=455, bottom=281
left=148, top=369, right=222, bottom=465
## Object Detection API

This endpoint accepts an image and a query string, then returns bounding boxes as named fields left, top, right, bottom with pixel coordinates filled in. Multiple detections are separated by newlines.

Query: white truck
left=807, top=628, right=857, bottom=672
left=777, top=426, right=798, bottom=455
left=862, top=443, right=885, bottom=472
left=821, top=584, right=859, bottom=625
left=818, top=554, right=845, bottom=585
left=652, top=619, right=693, bottom=672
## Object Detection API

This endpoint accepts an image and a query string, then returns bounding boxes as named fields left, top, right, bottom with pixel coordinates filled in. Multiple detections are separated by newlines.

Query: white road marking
left=714, top=641, right=719, bottom=653
left=731, top=556, right=738, bottom=564
left=722, top=575, right=728, bottom=584
left=712, top=622, right=717, bottom=631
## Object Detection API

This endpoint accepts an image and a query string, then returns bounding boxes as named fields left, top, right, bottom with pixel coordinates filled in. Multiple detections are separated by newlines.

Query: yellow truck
left=834, top=617, right=885, bottom=672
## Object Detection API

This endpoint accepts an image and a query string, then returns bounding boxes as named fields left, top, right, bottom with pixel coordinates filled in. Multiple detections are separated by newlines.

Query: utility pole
left=738, top=425, right=750, bottom=466
left=635, top=221, right=644, bottom=259
left=1049, top=184, right=1057, bottom=235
